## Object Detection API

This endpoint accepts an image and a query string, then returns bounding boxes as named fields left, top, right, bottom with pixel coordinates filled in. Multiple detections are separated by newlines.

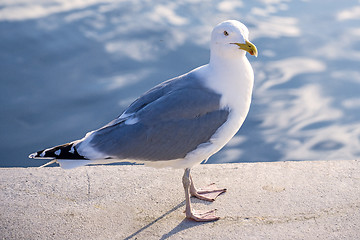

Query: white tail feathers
left=57, top=160, right=92, bottom=169
left=37, top=159, right=92, bottom=169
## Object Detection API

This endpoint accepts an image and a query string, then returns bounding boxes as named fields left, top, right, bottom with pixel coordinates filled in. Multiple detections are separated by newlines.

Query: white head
left=210, top=20, right=257, bottom=59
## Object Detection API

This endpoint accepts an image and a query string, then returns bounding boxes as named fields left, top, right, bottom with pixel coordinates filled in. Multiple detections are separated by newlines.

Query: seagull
left=29, top=20, right=257, bottom=222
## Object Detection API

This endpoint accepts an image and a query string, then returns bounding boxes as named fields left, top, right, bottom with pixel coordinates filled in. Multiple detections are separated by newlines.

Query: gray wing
left=84, top=74, right=230, bottom=161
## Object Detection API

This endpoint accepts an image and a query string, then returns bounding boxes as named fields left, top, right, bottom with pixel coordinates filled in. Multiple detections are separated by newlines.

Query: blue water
left=1, top=0, right=360, bottom=167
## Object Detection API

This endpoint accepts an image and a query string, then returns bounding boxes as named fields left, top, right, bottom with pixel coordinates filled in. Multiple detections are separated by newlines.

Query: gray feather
left=81, top=71, right=230, bottom=161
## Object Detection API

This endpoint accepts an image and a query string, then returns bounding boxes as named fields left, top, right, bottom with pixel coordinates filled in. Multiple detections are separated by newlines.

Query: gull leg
left=182, top=168, right=219, bottom=222
left=189, top=174, right=226, bottom=202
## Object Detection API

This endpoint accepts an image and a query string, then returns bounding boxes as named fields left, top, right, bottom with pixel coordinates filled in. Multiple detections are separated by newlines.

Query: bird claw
left=186, top=209, right=220, bottom=222
left=191, top=183, right=227, bottom=202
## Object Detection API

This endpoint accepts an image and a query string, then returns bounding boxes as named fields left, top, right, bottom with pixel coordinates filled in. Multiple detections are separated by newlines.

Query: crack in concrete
left=85, top=169, right=91, bottom=198
left=222, top=202, right=360, bottom=225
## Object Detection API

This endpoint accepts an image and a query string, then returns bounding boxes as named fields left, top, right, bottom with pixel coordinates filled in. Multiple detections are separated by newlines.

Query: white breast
left=160, top=59, right=254, bottom=169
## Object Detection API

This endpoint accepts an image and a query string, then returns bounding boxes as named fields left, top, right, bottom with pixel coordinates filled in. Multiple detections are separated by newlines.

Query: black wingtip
left=28, top=150, right=55, bottom=160
left=29, top=143, right=88, bottom=160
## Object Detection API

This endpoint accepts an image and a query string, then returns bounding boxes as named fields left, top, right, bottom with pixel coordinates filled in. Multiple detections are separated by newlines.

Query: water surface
left=1, top=0, right=360, bottom=167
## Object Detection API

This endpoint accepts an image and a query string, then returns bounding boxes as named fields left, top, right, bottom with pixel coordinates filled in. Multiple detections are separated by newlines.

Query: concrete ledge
left=1, top=160, right=359, bottom=239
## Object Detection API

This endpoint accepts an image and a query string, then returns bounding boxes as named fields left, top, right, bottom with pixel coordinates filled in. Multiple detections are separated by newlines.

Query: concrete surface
left=1, top=160, right=359, bottom=240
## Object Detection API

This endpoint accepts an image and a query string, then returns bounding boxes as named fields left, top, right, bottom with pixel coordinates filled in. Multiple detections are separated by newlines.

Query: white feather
left=125, top=117, right=139, bottom=125
left=57, top=160, right=92, bottom=169
left=75, top=131, right=108, bottom=159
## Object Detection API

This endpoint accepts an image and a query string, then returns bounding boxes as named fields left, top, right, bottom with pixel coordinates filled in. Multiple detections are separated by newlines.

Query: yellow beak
left=232, top=40, right=258, bottom=57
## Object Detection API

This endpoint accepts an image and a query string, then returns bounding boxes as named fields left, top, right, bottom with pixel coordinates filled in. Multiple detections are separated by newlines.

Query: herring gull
left=29, top=20, right=258, bottom=222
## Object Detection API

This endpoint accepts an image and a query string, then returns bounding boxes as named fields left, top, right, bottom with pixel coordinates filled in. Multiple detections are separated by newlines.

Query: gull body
left=29, top=20, right=257, bottom=221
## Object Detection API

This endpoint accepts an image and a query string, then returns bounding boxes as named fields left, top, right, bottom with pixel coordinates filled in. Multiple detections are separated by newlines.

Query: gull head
left=210, top=20, right=258, bottom=58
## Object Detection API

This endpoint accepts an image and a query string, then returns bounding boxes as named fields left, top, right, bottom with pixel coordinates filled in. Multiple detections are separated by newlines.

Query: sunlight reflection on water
left=0, top=0, right=359, bottom=167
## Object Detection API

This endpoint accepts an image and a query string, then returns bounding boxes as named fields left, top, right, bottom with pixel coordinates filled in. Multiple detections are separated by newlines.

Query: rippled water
left=1, top=0, right=360, bottom=167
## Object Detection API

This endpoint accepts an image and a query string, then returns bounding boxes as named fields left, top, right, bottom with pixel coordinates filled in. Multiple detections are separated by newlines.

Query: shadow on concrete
left=124, top=201, right=186, bottom=240
left=124, top=199, right=215, bottom=239
left=160, top=218, right=212, bottom=240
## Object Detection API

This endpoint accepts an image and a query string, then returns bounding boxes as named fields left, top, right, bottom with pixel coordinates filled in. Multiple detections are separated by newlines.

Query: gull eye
left=223, top=31, right=229, bottom=36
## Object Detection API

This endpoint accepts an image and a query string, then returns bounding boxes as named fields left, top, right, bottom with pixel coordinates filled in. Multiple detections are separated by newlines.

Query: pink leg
left=189, top=174, right=226, bottom=202
left=182, top=168, right=221, bottom=222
